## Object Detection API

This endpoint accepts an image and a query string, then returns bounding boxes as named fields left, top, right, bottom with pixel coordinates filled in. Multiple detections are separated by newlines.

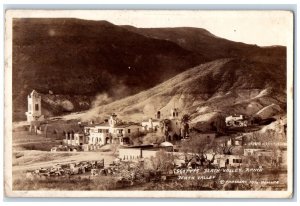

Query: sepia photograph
left=4, top=10, right=294, bottom=198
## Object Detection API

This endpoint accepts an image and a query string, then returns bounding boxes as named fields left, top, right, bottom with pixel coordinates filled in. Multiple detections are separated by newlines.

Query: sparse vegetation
left=129, top=131, right=146, bottom=145
left=142, top=132, right=165, bottom=145
left=21, top=142, right=60, bottom=151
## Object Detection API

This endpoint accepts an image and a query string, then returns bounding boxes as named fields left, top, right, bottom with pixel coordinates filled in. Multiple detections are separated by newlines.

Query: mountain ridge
left=12, top=18, right=286, bottom=121
left=122, top=25, right=286, bottom=64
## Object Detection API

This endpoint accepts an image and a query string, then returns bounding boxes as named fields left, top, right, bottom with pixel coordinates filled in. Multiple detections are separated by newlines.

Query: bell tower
left=25, top=90, right=44, bottom=122
left=109, top=113, right=118, bottom=128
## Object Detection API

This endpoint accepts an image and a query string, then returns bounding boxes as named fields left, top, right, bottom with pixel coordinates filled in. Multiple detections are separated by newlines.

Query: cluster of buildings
left=24, top=90, right=287, bottom=170
left=25, top=90, right=184, bottom=151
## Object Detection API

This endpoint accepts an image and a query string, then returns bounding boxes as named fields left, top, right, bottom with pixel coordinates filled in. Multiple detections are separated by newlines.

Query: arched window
left=157, top=111, right=161, bottom=119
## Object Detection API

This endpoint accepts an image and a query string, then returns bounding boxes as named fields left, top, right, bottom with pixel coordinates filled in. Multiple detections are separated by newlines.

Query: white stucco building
left=84, top=114, right=142, bottom=146
left=119, top=142, right=174, bottom=161
left=214, top=154, right=243, bottom=168
left=141, top=118, right=160, bottom=132
left=225, top=114, right=248, bottom=127
left=25, top=90, right=44, bottom=122
left=64, top=132, right=86, bottom=146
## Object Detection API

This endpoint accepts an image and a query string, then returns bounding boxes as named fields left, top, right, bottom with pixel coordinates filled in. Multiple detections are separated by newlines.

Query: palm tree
left=180, top=114, right=190, bottom=138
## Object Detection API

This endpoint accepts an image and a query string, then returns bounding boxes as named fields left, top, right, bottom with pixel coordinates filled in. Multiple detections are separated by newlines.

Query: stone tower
left=25, top=90, right=44, bottom=122
left=109, top=113, right=118, bottom=128
left=168, top=108, right=181, bottom=141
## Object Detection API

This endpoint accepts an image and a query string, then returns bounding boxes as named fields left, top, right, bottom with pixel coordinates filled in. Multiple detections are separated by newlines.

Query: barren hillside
left=12, top=19, right=285, bottom=121
left=62, top=58, right=286, bottom=124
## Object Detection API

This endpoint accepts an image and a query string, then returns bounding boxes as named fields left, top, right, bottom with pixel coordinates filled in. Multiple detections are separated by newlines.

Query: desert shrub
left=129, top=131, right=146, bottom=145
left=22, top=142, right=59, bottom=151
left=142, top=132, right=165, bottom=145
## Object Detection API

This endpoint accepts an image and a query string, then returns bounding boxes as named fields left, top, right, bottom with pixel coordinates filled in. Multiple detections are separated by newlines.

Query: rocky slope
left=12, top=18, right=204, bottom=120
left=62, top=58, right=286, bottom=124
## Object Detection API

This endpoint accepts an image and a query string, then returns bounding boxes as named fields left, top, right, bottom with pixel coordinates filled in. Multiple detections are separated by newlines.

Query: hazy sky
left=9, top=10, right=293, bottom=46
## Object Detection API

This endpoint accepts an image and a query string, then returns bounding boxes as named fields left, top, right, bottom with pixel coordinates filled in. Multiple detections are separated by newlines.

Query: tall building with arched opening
left=25, top=90, right=44, bottom=122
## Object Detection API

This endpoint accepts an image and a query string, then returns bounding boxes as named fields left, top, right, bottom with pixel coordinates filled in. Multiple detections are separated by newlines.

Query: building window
left=233, top=159, right=242, bottom=163
left=128, top=129, right=131, bottom=133
left=157, top=111, right=161, bottom=119
left=98, top=129, right=102, bottom=133
left=35, top=104, right=39, bottom=111
left=119, top=129, right=123, bottom=134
